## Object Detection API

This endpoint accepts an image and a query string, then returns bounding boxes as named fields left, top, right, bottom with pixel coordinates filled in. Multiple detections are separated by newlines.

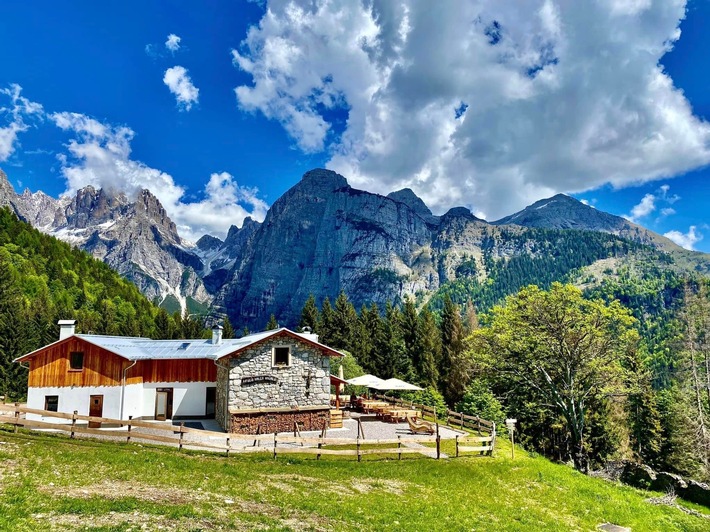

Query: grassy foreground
left=0, top=426, right=708, bottom=531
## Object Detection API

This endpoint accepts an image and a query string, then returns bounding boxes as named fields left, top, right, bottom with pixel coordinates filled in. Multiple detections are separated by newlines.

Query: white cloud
left=165, top=34, right=181, bottom=53
left=624, top=184, right=680, bottom=222
left=51, top=112, right=267, bottom=241
left=626, top=193, right=656, bottom=222
left=232, top=0, right=710, bottom=219
left=0, top=84, right=43, bottom=161
left=163, top=66, right=199, bottom=111
left=664, top=225, right=702, bottom=250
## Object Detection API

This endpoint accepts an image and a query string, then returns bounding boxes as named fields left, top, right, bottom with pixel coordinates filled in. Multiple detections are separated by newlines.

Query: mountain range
left=1, top=167, right=708, bottom=328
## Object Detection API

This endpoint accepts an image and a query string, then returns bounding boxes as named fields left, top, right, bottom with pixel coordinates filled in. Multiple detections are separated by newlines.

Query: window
left=45, top=396, right=58, bottom=412
left=69, top=351, right=84, bottom=371
left=272, top=346, right=291, bottom=367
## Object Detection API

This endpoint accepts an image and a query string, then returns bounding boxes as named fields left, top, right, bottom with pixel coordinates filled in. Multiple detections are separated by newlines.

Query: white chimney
left=299, top=326, right=319, bottom=343
left=212, top=325, right=223, bottom=346
left=58, top=320, right=77, bottom=341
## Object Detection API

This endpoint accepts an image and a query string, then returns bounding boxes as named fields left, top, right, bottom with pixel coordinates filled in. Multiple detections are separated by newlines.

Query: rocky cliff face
left=218, top=169, right=436, bottom=326
left=0, top=169, right=210, bottom=314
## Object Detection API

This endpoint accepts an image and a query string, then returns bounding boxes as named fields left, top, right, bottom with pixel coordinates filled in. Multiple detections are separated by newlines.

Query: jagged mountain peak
left=299, top=168, right=349, bottom=192
left=387, top=188, right=437, bottom=224
left=493, top=193, right=626, bottom=231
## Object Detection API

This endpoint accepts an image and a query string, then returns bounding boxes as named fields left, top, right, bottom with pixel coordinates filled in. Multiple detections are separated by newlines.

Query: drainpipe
left=214, top=359, right=231, bottom=431
left=120, top=360, right=138, bottom=421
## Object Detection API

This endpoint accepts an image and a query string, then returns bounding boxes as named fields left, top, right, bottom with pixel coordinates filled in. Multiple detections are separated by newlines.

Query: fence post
left=436, top=423, right=440, bottom=460
left=493, top=423, right=498, bottom=458
left=13, top=402, right=19, bottom=433
left=226, top=437, right=230, bottom=458
left=71, top=410, right=77, bottom=439
left=273, top=433, right=277, bottom=459
left=455, top=435, right=459, bottom=458
left=127, top=416, right=132, bottom=443
left=179, top=422, right=185, bottom=451
left=477, top=416, right=481, bottom=435
left=459, top=412, right=464, bottom=429
left=398, top=435, right=401, bottom=461
left=317, top=434, right=322, bottom=460
left=357, top=435, right=361, bottom=462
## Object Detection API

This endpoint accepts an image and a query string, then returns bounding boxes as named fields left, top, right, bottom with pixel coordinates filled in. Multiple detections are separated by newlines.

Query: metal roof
left=15, top=328, right=344, bottom=362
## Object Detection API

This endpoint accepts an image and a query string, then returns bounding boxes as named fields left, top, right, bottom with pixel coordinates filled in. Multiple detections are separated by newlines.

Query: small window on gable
left=45, top=395, right=58, bottom=412
left=69, top=351, right=84, bottom=371
left=273, top=346, right=290, bottom=367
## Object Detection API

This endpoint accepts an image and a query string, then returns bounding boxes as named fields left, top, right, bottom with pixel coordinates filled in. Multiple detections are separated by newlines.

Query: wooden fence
left=374, top=395, right=496, bottom=434
left=0, top=403, right=495, bottom=460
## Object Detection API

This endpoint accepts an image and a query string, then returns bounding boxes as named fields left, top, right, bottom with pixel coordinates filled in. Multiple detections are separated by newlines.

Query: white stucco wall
left=142, top=382, right=216, bottom=418
left=26, top=385, right=130, bottom=423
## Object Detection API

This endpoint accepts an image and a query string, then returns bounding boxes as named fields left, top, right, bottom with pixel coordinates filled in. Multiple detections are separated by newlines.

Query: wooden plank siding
left=27, top=337, right=216, bottom=388
left=135, top=358, right=216, bottom=383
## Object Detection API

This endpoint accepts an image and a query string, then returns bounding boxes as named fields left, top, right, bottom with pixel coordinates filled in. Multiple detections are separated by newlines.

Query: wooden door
left=205, top=387, right=216, bottom=418
left=88, top=395, right=103, bottom=428
left=155, top=391, right=168, bottom=421
left=155, top=388, right=173, bottom=420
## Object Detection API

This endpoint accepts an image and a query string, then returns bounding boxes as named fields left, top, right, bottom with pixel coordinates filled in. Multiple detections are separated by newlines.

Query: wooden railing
left=0, top=403, right=495, bottom=460
left=373, top=395, right=496, bottom=434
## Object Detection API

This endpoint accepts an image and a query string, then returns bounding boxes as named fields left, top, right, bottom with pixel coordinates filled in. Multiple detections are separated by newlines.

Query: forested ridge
left=0, top=208, right=213, bottom=398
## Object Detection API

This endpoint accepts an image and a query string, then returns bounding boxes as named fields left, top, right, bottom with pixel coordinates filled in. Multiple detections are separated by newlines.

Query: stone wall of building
left=226, top=336, right=331, bottom=412
left=230, top=408, right=330, bottom=434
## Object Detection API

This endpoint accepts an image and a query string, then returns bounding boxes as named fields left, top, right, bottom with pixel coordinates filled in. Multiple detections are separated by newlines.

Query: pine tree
left=401, top=299, right=421, bottom=378
left=299, top=294, right=320, bottom=332
left=350, top=304, right=374, bottom=373
left=154, top=308, right=173, bottom=339
left=363, top=303, right=386, bottom=376
left=266, top=314, right=279, bottom=331
left=440, top=295, right=468, bottom=405
left=464, top=298, right=479, bottom=333
left=381, top=302, right=411, bottom=380
left=330, top=291, right=358, bottom=350
left=318, top=297, right=335, bottom=345
left=222, top=316, right=235, bottom=339
left=417, top=306, right=441, bottom=389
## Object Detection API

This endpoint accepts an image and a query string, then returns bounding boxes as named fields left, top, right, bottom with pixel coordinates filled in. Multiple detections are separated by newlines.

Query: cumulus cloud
left=0, top=84, right=43, bottom=161
left=664, top=225, right=702, bottom=250
left=624, top=184, right=680, bottom=222
left=51, top=112, right=267, bottom=241
left=163, top=66, right=199, bottom=111
left=626, top=193, right=657, bottom=223
left=232, top=0, right=710, bottom=219
left=165, top=34, right=181, bottom=53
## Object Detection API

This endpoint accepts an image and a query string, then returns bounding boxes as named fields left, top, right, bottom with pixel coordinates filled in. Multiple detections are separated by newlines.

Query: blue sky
left=0, top=0, right=708, bottom=251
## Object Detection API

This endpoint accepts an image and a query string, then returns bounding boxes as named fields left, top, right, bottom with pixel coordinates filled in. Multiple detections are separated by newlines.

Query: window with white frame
left=272, top=346, right=291, bottom=367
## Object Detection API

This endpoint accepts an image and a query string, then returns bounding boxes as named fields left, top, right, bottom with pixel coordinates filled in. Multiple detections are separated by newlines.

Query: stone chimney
left=212, top=325, right=223, bottom=346
left=58, top=320, right=77, bottom=341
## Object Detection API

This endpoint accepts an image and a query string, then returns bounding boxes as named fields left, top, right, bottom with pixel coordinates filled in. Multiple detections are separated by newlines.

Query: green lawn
left=0, top=425, right=708, bottom=531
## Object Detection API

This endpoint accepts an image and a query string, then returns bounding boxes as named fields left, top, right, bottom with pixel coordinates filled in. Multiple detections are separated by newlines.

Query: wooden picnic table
left=383, top=409, right=421, bottom=423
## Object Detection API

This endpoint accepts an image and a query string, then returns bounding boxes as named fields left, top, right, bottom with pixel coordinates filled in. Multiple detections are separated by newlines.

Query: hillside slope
left=0, top=427, right=707, bottom=531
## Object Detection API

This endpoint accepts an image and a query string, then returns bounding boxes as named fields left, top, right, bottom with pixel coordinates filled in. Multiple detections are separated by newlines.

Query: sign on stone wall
left=240, top=375, right=279, bottom=386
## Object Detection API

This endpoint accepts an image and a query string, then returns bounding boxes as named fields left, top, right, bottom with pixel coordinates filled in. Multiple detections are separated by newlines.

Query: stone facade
left=218, top=335, right=333, bottom=434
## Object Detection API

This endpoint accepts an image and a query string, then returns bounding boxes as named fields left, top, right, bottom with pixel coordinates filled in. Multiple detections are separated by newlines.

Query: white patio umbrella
left=372, top=378, right=423, bottom=391
left=347, top=374, right=385, bottom=387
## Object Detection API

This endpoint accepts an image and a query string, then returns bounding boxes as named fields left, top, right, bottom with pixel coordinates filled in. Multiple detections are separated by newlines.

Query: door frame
left=154, top=387, right=173, bottom=420
left=88, top=395, right=103, bottom=428
left=205, top=386, right=216, bottom=418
